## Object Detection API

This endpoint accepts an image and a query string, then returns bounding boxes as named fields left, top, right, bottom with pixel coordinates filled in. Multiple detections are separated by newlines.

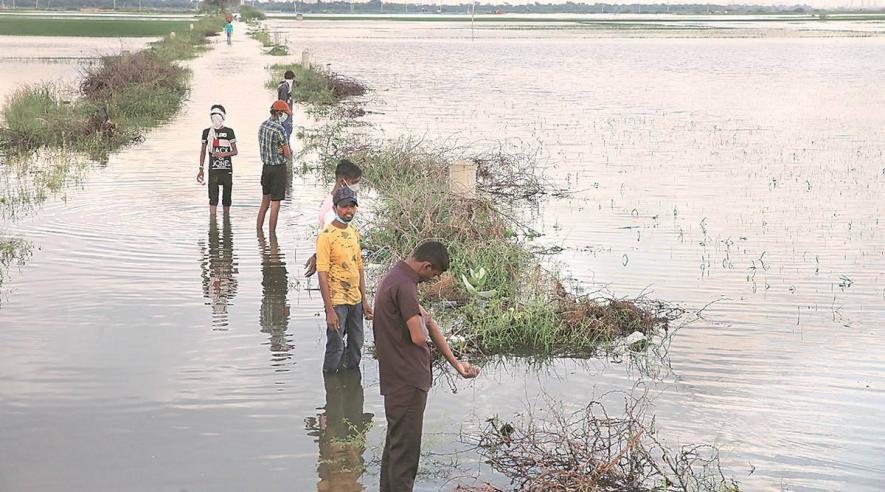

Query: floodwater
left=2, top=18, right=885, bottom=492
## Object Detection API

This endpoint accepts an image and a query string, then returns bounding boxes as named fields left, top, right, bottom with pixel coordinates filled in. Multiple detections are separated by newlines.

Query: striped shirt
left=258, top=118, right=287, bottom=167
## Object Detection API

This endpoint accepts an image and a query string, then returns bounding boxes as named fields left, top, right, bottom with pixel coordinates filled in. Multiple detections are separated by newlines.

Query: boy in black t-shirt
left=197, top=104, right=239, bottom=215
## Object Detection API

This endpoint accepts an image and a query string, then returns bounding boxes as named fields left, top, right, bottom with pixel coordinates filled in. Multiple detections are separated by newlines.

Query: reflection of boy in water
left=258, top=230, right=291, bottom=358
left=304, top=369, right=373, bottom=492
left=199, top=213, right=238, bottom=329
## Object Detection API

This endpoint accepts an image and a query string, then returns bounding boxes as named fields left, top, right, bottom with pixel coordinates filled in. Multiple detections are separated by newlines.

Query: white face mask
left=345, top=181, right=360, bottom=192
left=210, top=113, right=224, bottom=129
left=279, top=113, right=289, bottom=123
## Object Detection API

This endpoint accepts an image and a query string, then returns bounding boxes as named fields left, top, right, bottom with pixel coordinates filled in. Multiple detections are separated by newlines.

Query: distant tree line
left=255, top=1, right=820, bottom=15
left=0, top=0, right=197, bottom=10
left=0, top=0, right=858, bottom=15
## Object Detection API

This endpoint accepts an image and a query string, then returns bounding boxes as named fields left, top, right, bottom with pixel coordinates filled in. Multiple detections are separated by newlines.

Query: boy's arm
left=316, top=235, right=338, bottom=331
left=197, top=141, right=207, bottom=184
left=217, top=141, right=239, bottom=158
left=422, top=306, right=479, bottom=379
left=276, top=129, right=291, bottom=158
left=360, top=266, right=373, bottom=319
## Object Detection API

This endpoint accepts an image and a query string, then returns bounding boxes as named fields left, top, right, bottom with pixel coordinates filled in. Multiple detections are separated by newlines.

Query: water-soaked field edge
left=0, top=14, right=224, bottom=155
left=0, top=14, right=224, bottom=287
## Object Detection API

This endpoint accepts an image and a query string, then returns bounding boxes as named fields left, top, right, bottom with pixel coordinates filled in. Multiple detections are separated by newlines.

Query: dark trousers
left=208, top=171, right=232, bottom=207
left=282, top=115, right=293, bottom=142
left=380, top=386, right=428, bottom=492
left=323, top=303, right=364, bottom=373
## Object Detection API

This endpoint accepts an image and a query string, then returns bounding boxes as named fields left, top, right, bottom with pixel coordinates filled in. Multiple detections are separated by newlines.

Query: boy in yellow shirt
left=317, top=186, right=373, bottom=373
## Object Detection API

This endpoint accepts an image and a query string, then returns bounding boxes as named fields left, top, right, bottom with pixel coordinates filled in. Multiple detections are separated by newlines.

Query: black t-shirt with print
left=201, top=127, right=237, bottom=174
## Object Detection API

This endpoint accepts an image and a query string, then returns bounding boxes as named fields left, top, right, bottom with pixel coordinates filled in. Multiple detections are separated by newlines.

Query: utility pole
left=471, top=1, right=475, bottom=40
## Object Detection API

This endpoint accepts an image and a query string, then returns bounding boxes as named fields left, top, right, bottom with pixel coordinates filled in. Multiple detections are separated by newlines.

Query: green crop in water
left=0, top=16, right=192, bottom=37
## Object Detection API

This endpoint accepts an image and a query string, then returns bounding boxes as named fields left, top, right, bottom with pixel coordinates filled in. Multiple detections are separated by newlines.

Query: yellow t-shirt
left=316, top=223, right=364, bottom=306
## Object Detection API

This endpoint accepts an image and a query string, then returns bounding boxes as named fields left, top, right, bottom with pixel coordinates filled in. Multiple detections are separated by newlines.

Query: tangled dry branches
left=461, top=392, right=739, bottom=492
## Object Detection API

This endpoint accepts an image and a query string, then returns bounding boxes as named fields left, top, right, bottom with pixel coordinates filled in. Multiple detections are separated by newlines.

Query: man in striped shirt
left=256, top=100, right=292, bottom=235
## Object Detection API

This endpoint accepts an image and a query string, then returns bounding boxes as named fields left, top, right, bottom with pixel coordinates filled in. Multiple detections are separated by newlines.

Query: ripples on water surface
left=2, top=20, right=885, bottom=491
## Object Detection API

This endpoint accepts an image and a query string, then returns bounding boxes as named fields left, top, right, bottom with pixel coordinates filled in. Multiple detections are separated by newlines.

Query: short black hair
left=284, top=70, right=295, bottom=80
left=210, top=104, right=226, bottom=114
left=335, top=159, right=363, bottom=180
left=411, top=241, right=450, bottom=272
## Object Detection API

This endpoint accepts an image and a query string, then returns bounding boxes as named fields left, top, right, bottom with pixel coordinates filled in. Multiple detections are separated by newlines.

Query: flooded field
left=0, top=36, right=157, bottom=100
left=2, top=18, right=885, bottom=491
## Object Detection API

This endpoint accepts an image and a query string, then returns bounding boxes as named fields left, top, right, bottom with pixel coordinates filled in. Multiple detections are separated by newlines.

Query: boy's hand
left=325, top=307, right=339, bottom=331
left=456, top=361, right=480, bottom=379
left=362, top=302, right=374, bottom=320
left=304, top=254, right=317, bottom=277
left=196, top=168, right=205, bottom=184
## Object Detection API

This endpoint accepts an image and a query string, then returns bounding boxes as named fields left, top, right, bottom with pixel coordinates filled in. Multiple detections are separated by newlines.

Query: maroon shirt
left=373, top=261, right=431, bottom=395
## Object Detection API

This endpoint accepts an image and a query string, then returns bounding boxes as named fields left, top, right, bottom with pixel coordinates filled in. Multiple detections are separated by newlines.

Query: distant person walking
left=224, top=20, right=233, bottom=45
left=373, top=241, right=479, bottom=492
left=317, top=186, right=372, bottom=373
left=276, top=70, right=296, bottom=142
left=256, top=100, right=291, bottom=235
left=196, top=104, right=238, bottom=215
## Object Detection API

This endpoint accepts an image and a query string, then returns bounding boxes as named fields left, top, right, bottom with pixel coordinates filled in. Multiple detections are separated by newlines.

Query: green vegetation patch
left=0, top=17, right=192, bottom=37
left=239, top=5, right=267, bottom=22
left=247, top=24, right=289, bottom=56
left=266, top=63, right=367, bottom=106
left=0, top=236, right=32, bottom=291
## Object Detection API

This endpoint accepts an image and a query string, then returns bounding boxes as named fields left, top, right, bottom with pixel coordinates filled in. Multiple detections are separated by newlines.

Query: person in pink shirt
left=305, top=159, right=363, bottom=276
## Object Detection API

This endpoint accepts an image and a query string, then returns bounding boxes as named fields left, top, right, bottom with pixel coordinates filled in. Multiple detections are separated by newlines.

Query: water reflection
left=258, top=230, right=292, bottom=363
left=199, top=212, right=238, bottom=329
left=305, top=369, right=373, bottom=492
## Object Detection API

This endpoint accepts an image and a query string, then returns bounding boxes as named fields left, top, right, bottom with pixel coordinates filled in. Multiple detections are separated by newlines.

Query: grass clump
left=266, top=63, right=367, bottom=106
left=0, top=236, right=32, bottom=291
left=247, top=25, right=289, bottom=56
left=239, top=5, right=267, bottom=22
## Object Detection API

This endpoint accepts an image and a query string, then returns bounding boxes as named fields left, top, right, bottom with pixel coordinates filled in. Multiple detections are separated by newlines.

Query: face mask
left=210, top=113, right=224, bottom=129
left=334, top=212, right=352, bottom=225
left=345, top=181, right=360, bottom=193
left=279, top=113, right=289, bottom=123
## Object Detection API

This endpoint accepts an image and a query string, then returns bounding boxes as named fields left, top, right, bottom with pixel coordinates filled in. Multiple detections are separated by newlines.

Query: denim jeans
left=323, top=303, right=364, bottom=373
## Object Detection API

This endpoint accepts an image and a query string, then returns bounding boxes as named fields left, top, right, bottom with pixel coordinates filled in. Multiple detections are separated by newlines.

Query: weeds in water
left=267, top=63, right=367, bottom=107
left=457, top=390, right=740, bottom=491
left=0, top=236, right=32, bottom=291
left=247, top=25, right=289, bottom=56
left=239, top=5, right=267, bottom=22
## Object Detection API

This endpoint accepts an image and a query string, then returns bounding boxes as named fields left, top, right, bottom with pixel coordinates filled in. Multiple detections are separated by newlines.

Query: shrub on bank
left=267, top=63, right=367, bottom=106
left=239, top=5, right=266, bottom=22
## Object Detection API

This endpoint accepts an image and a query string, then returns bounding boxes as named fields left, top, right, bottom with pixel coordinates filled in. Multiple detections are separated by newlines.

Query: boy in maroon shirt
left=372, top=241, right=479, bottom=492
